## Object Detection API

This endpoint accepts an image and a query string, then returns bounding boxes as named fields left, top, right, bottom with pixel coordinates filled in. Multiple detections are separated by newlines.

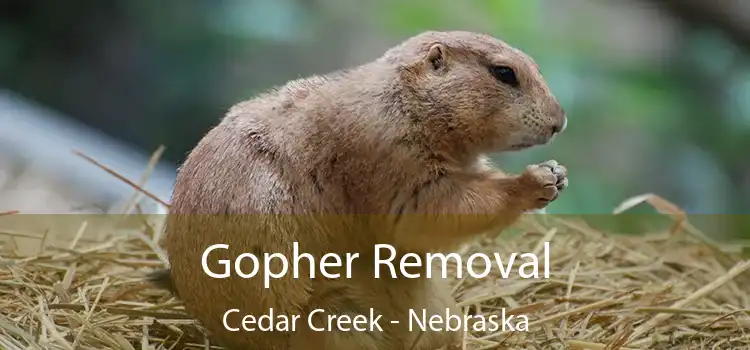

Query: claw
left=540, top=159, right=558, bottom=169
left=552, top=167, right=565, bottom=177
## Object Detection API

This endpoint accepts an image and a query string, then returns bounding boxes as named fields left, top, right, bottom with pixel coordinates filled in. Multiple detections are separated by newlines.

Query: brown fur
left=154, top=31, right=568, bottom=350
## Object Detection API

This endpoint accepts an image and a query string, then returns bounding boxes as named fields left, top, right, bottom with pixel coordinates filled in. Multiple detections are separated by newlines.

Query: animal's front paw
left=518, top=159, right=567, bottom=210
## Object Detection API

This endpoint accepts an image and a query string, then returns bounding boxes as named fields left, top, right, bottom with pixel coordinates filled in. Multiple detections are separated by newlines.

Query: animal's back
left=160, top=81, right=378, bottom=349
left=162, top=116, right=289, bottom=349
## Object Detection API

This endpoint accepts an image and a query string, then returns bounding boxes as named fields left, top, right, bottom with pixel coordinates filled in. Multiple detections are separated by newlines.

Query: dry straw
left=1, top=150, right=749, bottom=349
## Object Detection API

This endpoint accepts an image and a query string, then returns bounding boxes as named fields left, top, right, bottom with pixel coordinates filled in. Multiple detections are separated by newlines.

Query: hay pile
left=1, top=194, right=749, bottom=349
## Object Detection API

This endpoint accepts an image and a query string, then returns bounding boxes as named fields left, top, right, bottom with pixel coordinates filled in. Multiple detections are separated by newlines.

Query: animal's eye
left=489, top=65, right=519, bottom=87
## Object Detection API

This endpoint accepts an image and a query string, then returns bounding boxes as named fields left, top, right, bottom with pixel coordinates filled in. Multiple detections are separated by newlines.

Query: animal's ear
left=424, top=43, right=448, bottom=71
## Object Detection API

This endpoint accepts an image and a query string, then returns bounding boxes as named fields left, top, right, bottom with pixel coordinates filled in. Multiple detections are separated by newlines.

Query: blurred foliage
left=0, top=0, right=749, bottom=237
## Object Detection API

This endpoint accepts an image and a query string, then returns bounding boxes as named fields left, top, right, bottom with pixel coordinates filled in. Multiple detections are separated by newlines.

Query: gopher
left=151, top=30, right=568, bottom=350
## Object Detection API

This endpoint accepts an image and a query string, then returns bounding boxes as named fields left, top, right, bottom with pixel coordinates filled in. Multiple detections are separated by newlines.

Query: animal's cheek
left=521, top=111, right=538, bottom=126
left=492, top=108, right=533, bottom=136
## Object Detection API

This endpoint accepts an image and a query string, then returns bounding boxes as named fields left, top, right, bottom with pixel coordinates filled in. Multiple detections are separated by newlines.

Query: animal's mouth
left=508, top=143, right=535, bottom=150
left=507, top=135, right=553, bottom=151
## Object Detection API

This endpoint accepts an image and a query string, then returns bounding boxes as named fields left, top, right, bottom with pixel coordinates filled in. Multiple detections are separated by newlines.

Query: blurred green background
left=0, top=1, right=748, bottom=229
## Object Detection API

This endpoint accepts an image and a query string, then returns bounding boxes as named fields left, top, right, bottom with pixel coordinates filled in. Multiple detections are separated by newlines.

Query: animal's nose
left=549, top=102, right=567, bottom=135
left=552, top=116, right=567, bottom=135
